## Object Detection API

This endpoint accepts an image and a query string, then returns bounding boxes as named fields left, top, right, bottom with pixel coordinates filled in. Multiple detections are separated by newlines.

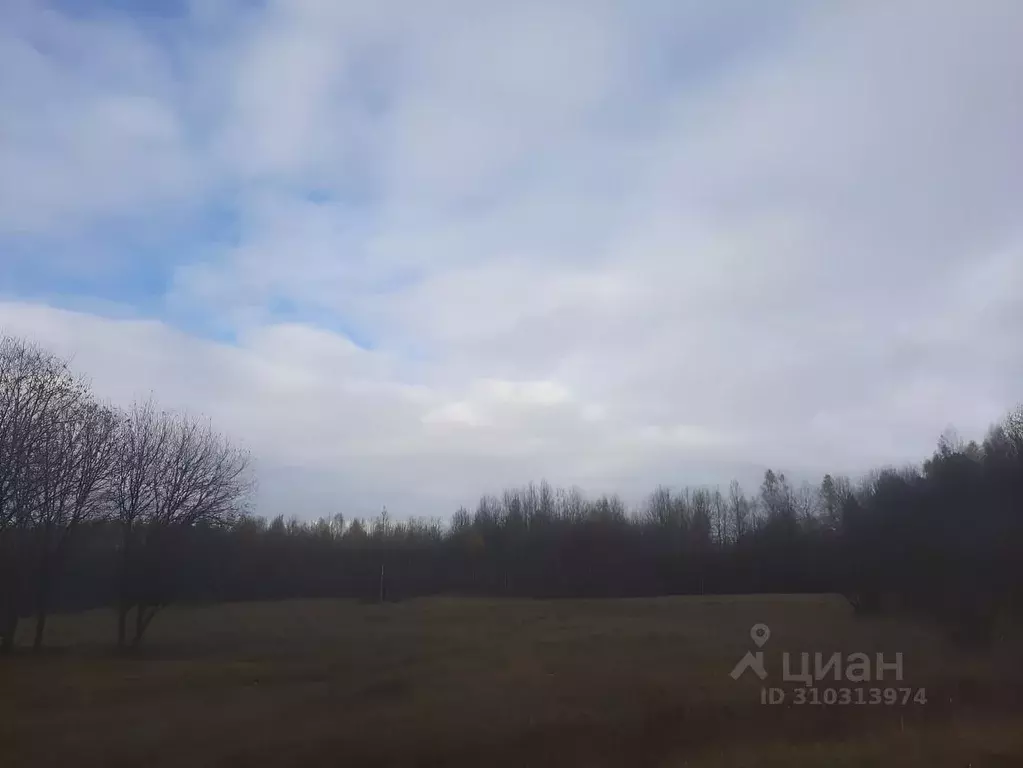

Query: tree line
left=0, top=336, right=250, bottom=652
left=2, top=333, right=1021, bottom=651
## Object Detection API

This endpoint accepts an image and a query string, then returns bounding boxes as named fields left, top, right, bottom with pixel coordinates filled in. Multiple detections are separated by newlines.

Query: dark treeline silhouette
left=1, top=333, right=1021, bottom=650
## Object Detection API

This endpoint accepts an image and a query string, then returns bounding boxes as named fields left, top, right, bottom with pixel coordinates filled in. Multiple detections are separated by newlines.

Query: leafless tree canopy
left=0, top=337, right=84, bottom=532
left=0, top=334, right=251, bottom=652
left=112, top=401, right=251, bottom=646
left=0, top=337, right=99, bottom=650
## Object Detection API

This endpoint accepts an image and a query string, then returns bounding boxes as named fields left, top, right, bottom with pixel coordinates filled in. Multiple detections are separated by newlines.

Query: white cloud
left=1, top=0, right=1021, bottom=518
left=0, top=2, right=198, bottom=235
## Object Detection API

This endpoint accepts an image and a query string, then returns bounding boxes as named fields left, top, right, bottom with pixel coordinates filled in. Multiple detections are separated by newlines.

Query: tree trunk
left=117, top=601, right=129, bottom=649
left=117, top=525, right=134, bottom=650
left=1, top=613, right=18, bottom=654
left=32, top=556, right=51, bottom=653
left=32, top=609, right=48, bottom=653
left=0, top=535, right=22, bottom=655
left=133, top=602, right=145, bottom=647
left=132, top=603, right=160, bottom=647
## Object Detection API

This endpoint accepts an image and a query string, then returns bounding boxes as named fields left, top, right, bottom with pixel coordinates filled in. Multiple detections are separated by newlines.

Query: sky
left=1, top=0, right=1021, bottom=520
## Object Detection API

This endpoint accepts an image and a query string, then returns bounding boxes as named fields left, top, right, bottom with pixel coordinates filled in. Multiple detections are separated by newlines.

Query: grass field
left=2, top=595, right=1022, bottom=766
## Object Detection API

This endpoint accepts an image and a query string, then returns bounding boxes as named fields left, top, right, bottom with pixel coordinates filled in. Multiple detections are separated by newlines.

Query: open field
left=2, top=595, right=1022, bottom=766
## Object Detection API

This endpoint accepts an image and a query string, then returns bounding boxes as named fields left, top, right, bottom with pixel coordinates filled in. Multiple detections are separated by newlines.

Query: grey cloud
left=1, top=0, right=1021, bottom=518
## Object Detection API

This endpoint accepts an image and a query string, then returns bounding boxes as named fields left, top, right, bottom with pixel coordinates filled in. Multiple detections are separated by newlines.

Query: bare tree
left=0, top=336, right=86, bottom=653
left=711, top=488, right=729, bottom=546
left=111, top=399, right=166, bottom=648
left=728, top=480, right=749, bottom=541
left=537, top=479, right=555, bottom=522
left=794, top=481, right=818, bottom=523
left=644, top=486, right=675, bottom=529
left=29, top=398, right=118, bottom=650
left=112, top=402, right=250, bottom=648
left=689, top=489, right=712, bottom=549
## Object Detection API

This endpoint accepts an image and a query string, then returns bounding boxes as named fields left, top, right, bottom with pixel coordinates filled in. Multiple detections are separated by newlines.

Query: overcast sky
left=1, top=0, right=1020, bottom=520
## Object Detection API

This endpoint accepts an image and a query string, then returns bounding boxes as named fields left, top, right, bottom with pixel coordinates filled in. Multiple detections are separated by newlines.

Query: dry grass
left=1, top=595, right=1021, bottom=766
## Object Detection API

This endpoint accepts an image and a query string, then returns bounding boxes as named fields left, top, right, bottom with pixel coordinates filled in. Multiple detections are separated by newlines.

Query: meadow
left=2, top=594, right=1022, bottom=767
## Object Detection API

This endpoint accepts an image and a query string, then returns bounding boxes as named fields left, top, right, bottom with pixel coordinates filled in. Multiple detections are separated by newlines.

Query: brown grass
left=1, top=595, right=1021, bottom=766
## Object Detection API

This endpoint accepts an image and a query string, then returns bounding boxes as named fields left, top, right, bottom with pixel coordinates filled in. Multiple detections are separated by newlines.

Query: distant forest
left=2, top=334, right=1021, bottom=651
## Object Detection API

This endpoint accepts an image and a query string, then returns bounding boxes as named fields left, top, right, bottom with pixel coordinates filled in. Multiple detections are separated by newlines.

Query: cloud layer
left=1, top=0, right=1021, bottom=518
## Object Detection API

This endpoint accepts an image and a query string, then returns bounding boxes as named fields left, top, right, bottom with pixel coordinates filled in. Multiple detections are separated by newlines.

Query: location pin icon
left=750, top=623, right=770, bottom=648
